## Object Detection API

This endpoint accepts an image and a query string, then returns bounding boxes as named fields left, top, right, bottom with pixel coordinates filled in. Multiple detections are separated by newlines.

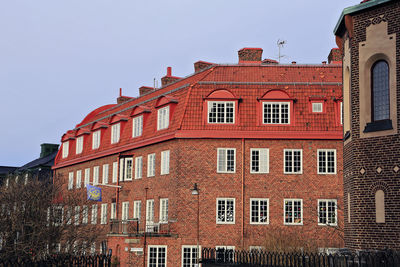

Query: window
left=372, top=60, right=390, bottom=121
left=119, top=157, right=133, bottom=181
left=148, top=245, right=167, bottom=267
left=82, top=205, right=88, bottom=224
left=102, top=164, right=109, bottom=184
left=62, top=142, right=69, bottom=158
left=122, top=202, right=129, bottom=221
left=92, top=130, right=101, bottom=149
left=284, top=149, right=302, bottom=174
left=135, top=156, right=142, bottom=179
left=146, top=199, right=155, bottom=230
left=147, top=153, right=156, bottom=177
left=208, top=101, right=235, bottom=124
left=90, top=243, right=96, bottom=254
left=182, top=246, right=200, bottom=267
left=317, top=149, right=336, bottom=174
left=101, top=203, right=108, bottom=224
left=133, top=201, right=141, bottom=220
left=250, top=148, right=269, bottom=173
left=68, top=172, right=74, bottom=190
left=112, top=161, right=118, bottom=183
left=76, top=136, right=83, bottom=154
left=132, top=115, right=143, bottom=137
left=76, top=170, right=82, bottom=189
left=159, top=198, right=168, bottom=223
left=53, top=206, right=64, bottom=226
left=161, top=150, right=170, bottom=175
left=217, top=148, right=236, bottom=173
left=111, top=123, right=120, bottom=144
left=84, top=168, right=90, bottom=187
left=312, top=102, right=323, bottom=113
left=340, top=101, right=343, bottom=125
left=216, top=246, right=235, bottom=263
left=93, top=166, right=99, bottom=185
left=110, top=203, right=117, bottom=220
left=66, top=207, right=72, bottom=225
left=250, top=198, right=269, bottom=224
left=91, top=204, right=98, bottom=224
left=74, top=206, right=80, bottom=225
left=263, top=102, right=290, bottom=124
left=284, top=199, right=302, bottom=225
left=216, top=198, right=235, bottom=224
left=157, top=106, right=170, bottom=130
left=318, top=199, right=337, bottom=226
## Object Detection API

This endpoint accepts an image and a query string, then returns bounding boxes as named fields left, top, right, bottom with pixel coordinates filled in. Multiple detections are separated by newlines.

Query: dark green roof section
left=334, top=0, right=392, bottom=36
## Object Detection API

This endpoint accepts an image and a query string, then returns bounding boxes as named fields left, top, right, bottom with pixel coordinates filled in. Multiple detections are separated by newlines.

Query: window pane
left=372, top=61, right=389, bottom=121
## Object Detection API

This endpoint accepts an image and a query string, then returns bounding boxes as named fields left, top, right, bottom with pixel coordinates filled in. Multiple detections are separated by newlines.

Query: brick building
left=53, top=48, right=344, bottom=266
left=334, top=0, right=400, bottom=251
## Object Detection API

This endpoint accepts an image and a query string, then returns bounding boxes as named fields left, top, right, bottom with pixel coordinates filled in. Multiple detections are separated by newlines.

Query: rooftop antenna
left=153, top=78, right=156, bottom=90
left=277, top=39, right=286, bottom=63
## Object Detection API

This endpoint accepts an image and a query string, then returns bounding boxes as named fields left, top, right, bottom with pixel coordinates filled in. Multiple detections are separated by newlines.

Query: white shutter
left=217, top=149, right=226, bottom=172
left=102, top=164, right=109, bottom=184
left=119, top=158, right=124, bottom=181
left=259, top=149, right=269, bottom=173
left=112, top=162, right=118, bottom=183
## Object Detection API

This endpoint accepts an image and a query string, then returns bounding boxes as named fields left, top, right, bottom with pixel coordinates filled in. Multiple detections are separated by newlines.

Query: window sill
left=363, top=119, right=393, bottom=133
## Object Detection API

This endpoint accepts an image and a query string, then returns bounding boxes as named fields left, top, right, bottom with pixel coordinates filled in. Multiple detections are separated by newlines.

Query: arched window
left=372, top=60, right=389, bottom=121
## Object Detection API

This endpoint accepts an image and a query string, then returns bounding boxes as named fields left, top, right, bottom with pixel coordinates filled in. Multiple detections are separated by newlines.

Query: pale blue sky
left=0, top=0, right=360, bottom=166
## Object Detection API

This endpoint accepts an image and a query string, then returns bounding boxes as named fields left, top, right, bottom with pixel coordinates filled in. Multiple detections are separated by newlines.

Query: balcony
left=108, top=219, right=175, bottom=237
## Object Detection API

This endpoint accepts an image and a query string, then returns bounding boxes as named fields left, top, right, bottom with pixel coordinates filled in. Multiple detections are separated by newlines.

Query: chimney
left=328, top=48, right=342, bottom=64
left=194, top=61, right=213, bottom=72
left=238, top=48, right=263, bottom=63
left=262, top=59, right=278, bottom=65
left=291, top=61, right=297, bottom=65
left=40, top=143, right=59, bottom=158
left=139, top=86, right=154, bottom=96
left=117, top=88, right=134, bottom=104
left=161, top=67, right=181, bottom=87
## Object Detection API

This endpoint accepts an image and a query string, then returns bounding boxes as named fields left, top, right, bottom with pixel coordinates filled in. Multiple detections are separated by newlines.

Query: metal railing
left=201, top=248, right=400, bottom=267
left=109, top=219, right=172, bottom=236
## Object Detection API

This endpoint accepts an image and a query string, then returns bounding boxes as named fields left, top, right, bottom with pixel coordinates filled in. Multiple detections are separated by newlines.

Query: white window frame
left=263, top=102, right=290, bottom=124
left=148, top=245, right=167, bottom=267
left=250, top=148, right=269, bottom=174
left=62, top=141, right=69, bottom=158
left=111, top=123, right=120, bottom=144
left=317, top=149, right=337, bottom=174
left=76, top=136, right=83, bottom=154
left=157, top=106, right=170, bottom=130
left=217, top=148, right=236, bottom=173
left=312, top=102, right=323, bottom=113
left=101, top=203, right=108, bottom=224
left=53, top=206, right=64, bottom=226
left=147, top=153, right=156, bottom=177
left=66, top=207, right=72, bottom=225
left=76, top=170, right=82, bottom=189
left=207, top=101, right=235, bottom=124
left=93, top=166, right=99, bottom=185
left=92, top=130, right=101, bottom=149
left=68, top=172, right=74, bottom=190
left=250, top=198, right=269, bottom=225
left=159, top=198, right=168, bottom=223
left=102, top=164, right=109, bottom=184
left=74, top=206, right=80, bottom=225
left=112, top=161, right=118, bottom=183
left=284, top=199, right=303, bottom=225
left=133, top=200, right=141, bottom=220
left=340, top=101, right=343, bottom=125
left=283, top=149, right=303, bottom=174
left=181, top=245, right=201, bottom=267
left=91, top=204, right=98, bottom=225
left=132, top=115, right=143, bottom=138
left=161, top=150, right=170, bottom=175
left=216, top=198, right=235, bottom=224
left=84, top=168, right=90, bottom=188
left=119, top=157, right=133, bottom=181
left=122, top=201, right=129, bottom=221
left=135, top=156, right=143, bottom=179
left=110, top=203, right=117, bottom=220
left=318, top=199, right=337, bottom=226
left=82, top=205, right=88, bottom=224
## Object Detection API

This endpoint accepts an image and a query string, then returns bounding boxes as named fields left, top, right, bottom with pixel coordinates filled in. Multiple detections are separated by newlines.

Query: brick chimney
left=139, top=86, right=154, bottom=96
left=117, top=88, right=134, bottom=104
left=194, top=61, right=213, bottom=72
left=161, top=67, right=181, bottom=87
left=328, top=48, right=342, bottom=64
left=262, top=59, right=278, bottom=65
left=238, top=48, right=263, bottom=63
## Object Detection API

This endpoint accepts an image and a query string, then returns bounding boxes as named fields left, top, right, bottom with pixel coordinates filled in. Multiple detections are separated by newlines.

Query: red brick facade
left=53, top=48, right=343, bottom=266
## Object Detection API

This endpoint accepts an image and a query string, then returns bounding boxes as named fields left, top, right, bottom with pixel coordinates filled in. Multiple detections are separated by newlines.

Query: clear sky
left=0, top=0, right=360, bottom=166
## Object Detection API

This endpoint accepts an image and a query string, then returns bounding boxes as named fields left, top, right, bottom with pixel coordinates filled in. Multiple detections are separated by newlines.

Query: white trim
left=76, top=136, right=83, bottom=154
left=250, top=148, right=269, bottom=174
left=181, top=245, right=201, bottom=267
left=283, top=149, right=303, bottom=174
left=135, top=156, right=143, bottom=179
left=312, top=102, right=323, bottom=113
left=68, top=172, right=74, bottom=190
left=93, top=166, right=99, bottom=185
left=249, top=198, right=269, bottom=225
left=111, top=123, right=120, bottom=144
left=91, top=204, right=98, bottom=225
left=159, top=198, right=168, bottom=223
left=262, top=102, right=290, bottom=124
left=76, top=170, right=82, bottom=189
left=84, top=168, right=90, bottom=188
left=102, top=164, right=109, bottom=184
left=92, top=130, right=101, bottom=149
left=112, top=161, right=118, bottom=183
left=216, top=198, right=235, bottom=224
left=207, top=101, right=235, bottom=124
left=161, top=150, right=170, bottom=175
left=317, top=199, right=338, bottom=226
left=100, top=203, right=108, bottom=224
left=124, top=157, right=133, bottom=181
left=62, top=141, right=69, bottom=158
left=157, top=106, right=170, bottom=130
left=82, top=205, right=88, bottom=224
left=122, top=201, right=129, bottom=221
left=133, top=200, right=141, bottom=220
left=132, top=115, right=143, bottom=138
left=110, top=203, right=117, bottom=220
left=147, top=153, right=156, bottom=177
left=217, top=148, right=236, bottom=173
left=74, top=206, right=80, bottom=225
left=283, top=199, right=303, bottom=225
left=317, top=149, right=337, bottom=174
left=147, top=245, right=167, bottom=267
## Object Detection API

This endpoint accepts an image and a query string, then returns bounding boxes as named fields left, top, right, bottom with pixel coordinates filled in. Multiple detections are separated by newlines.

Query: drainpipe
left=143, top=187, right=148, bottom=267
left=241, top=138, right=245, bottom=248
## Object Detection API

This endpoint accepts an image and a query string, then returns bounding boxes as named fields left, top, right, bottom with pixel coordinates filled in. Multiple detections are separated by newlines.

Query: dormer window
left=312, top=102, right=323, bottom=113
left=208, top=101, right=235, bottom=124
left=62, top=142, right=69, bottom=158
left=258, top=90, right=294, bottom=125
left=92, top=130, right=101, bottom=149
left=76, top=136, right=83, bottom=154
left=132, top=115, right=143, bottom=137
left=111, top=123, right=120, bottom=144
left=157, top=106, right=170, bottom=130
